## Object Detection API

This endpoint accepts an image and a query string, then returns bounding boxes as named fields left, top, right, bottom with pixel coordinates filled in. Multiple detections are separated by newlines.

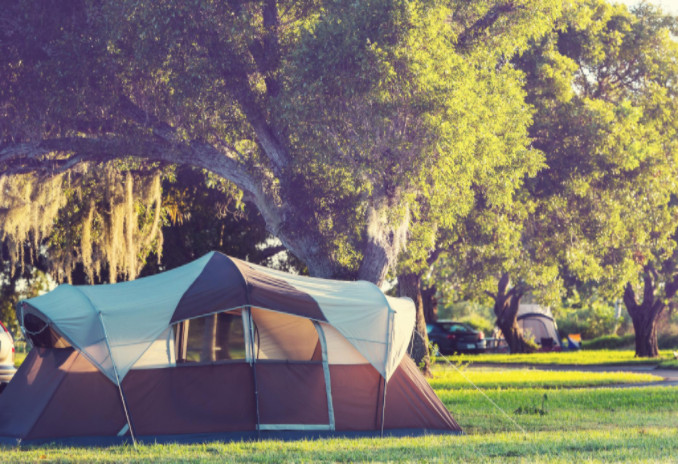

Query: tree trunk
left=422, top=285, right=438, bottom=323
left=357, top=204, right=409, bottom=284
left=398, top=272, right=432, bottom=377
left=622, top=268, right=667, bottom=358
left=488, top=273, right=535, bottom=354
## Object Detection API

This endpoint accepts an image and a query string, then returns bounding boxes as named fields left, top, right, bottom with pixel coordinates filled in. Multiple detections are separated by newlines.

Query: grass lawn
left=13, top=351, right=26, bottom=368
left=443, top=349, right=678, bottom=367
left=2, top=360, right=676, bottom=463
left=429, top=365, right=662, bottom=390
left=1, top=427, right=676, bottom=463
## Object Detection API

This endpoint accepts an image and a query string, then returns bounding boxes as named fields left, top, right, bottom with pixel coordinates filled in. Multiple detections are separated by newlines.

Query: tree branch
left=193, top=27, right=290, bottom=178
left=484, top=289, right=497, bottom=301
left=0, top=136, right=261, bottom=204
left=258, top=244, right=286, bottom=261
left=456, top=2, right=518, bottom=51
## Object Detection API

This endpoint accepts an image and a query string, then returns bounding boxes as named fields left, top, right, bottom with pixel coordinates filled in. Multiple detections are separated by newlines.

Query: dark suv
left=0, top=321, right=17, bottom=392
left=426, top=321, right=486, bottom=354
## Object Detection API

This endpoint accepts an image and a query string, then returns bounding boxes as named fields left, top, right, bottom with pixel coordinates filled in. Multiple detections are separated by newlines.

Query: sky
left=614, top=0, right=678, bottom=15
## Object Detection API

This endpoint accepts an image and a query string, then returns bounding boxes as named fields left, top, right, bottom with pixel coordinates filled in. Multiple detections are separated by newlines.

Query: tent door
left=255, top=322, right=335, bottom=431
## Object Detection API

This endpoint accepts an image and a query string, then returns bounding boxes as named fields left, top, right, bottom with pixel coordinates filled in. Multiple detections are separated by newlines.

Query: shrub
left=437, top=301, right=495, bottom=335
left=658, top=332, right=678, bottom=350
left=582, top=334, right=635, bottom=350
left=557, top=299, right=621, bottom=339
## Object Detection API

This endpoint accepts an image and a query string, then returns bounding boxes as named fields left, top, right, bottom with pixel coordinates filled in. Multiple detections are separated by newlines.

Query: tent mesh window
left=175, top=311, right=246, bottom=363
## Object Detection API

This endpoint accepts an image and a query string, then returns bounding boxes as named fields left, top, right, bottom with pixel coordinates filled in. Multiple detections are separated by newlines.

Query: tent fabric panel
left=329, top=364, right=381, bottom=430
left=257, top=363, right=329, bottom=426
left=234, top=260, right=326, bottom=321
left=518, top=304, right=555, bottom=319
left=23, top=253, right=212, bottom=383
left=384, top=356, right=460, bottom=431
left=132, top=327, right=176, bottom=369
left=21, top=290, right=111, bottom=378
left=0, top=348, right=73, bottom=439
left=252, top=308, right=318, bottom=361
left=321, top=323, right=369, bottom=365
left=122, top=363, right=256, bottom=435
left=81, top=253, right=213, bottom=380
left=28, top=351, right=125, bottom=440
left=245, top=263, right=395, bottom=377
left=383, top=298, right=415, bottom=377
left=171, top=252, right=249, bottom=323
left=520, top=317, right=559, bottom=345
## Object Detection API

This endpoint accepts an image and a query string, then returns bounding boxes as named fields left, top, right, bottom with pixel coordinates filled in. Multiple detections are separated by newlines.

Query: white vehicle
left=0, top=321, right=17, bottom=392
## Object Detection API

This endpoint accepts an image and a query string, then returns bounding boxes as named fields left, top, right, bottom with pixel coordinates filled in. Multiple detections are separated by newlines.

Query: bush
left=557, top=299, right=621, bottom=339
left=582, top=334, right=635, bottom=350
left=457, top=313, right=495, bottom=335
left=658, top=332, right=678, bottom=350
left=437, top=301, right=495, bottom=336
left=582, top=328, right=678, bottom=350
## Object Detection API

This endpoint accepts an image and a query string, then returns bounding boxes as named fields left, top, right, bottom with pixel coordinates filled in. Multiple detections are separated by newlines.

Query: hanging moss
left=0, top=163, right=165, bottom=284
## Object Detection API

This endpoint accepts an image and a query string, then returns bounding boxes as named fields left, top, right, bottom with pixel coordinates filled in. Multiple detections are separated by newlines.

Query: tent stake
left=97, top=312, right=137, bottom=446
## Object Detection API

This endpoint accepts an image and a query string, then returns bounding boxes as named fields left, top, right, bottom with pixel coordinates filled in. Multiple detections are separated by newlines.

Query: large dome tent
left=0, top=252, right=459, bottom=445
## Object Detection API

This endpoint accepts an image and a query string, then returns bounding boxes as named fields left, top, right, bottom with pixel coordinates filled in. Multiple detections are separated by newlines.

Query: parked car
left=0, top=321, right=17, bottom=392
left=426, top=321, right=486, bottom=354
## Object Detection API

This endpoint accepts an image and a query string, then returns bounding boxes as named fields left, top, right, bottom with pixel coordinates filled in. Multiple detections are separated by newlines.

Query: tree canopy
left=427, top=0, right=678, bottom=355
left=0, top=0, right=563, bottom=285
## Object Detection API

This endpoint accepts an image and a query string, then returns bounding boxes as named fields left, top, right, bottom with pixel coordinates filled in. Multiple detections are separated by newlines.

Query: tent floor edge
left=0, top=429, right=462, bottom=448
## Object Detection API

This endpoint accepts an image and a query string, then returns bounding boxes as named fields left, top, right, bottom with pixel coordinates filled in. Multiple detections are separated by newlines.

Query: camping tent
left=0, top=252, right=459, bottom=445
left=517, top=304, right=561, bottom=350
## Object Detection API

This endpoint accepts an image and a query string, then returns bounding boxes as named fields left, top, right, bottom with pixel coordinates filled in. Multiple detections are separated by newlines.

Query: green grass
left=429, top=366, right=661, bottom=390
left=658, top=358, right=678, bottom=369
left=13, top=352, right=26, bottom=368
left=441, top=386, right=678, bottom=434
left=1, top=428, right=677, bottom=463
left=445, top=349, right=676, bottom=366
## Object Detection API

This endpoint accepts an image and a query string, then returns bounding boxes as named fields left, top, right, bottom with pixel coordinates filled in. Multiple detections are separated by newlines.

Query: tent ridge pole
left=97, top=312, right=137, bottom=446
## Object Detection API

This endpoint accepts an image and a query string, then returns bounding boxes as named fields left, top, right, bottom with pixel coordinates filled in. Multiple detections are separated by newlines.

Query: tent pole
left=313, top=322, right=335, bottom=431
left=247, top=306, right=261, bottom=437
left=380, top=376, right=388, bottom=437
left=97, top=312, right=137, bottom=446
left=380, top=311, right=394, bottom=437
